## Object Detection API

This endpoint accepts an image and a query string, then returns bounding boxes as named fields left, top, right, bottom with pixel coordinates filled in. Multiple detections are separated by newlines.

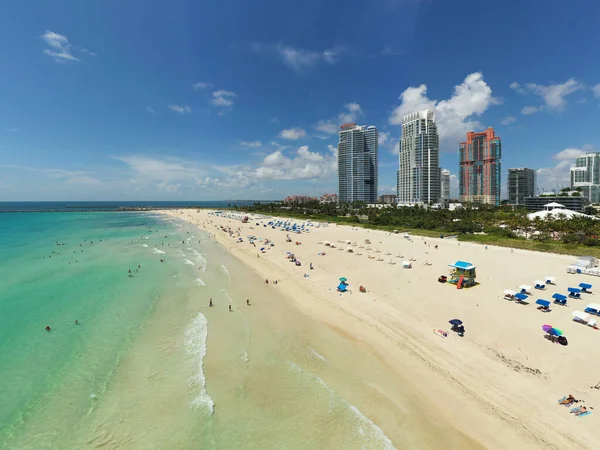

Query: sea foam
left=185, top=313, right=214, bottom=414
left=153, top=248, right=166, bottom=254
left=220, top=264, right=230, bottom=285
left=309, top=348, right=326, bottom=362
left=184, top=259, right=195, bottom=266
left=196, top=278, right=206, bottom=286
left=287, top=360, right=395, bottom=449
left=187, top=248, right=207, bottom=272
left=345, top=403, right=395, bottom=450
left=141, top=244, right=148, bottom=248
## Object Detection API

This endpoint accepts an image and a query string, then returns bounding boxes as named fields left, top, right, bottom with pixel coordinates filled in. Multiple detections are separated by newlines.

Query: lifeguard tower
left=449, top=261, right=477, bottom=289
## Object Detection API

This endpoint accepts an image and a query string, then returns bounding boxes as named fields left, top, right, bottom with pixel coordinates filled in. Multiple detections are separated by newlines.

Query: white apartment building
left=396, top=110, right=441, bottom=205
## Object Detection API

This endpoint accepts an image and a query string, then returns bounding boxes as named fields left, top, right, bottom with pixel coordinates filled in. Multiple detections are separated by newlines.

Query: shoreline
left=161, top=208, right=600, bottom=449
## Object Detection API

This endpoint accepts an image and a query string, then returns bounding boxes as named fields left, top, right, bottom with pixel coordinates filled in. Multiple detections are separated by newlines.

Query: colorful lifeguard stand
left=449, top=260, right=477, bottom=289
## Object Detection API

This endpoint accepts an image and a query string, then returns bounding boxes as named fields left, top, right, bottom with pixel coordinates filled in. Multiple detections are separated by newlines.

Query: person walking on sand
left=246, top=299, right=251, bottom=306
left=229, top=305, right=232, bottom=312
left=209, top=298, right=213, bottom=307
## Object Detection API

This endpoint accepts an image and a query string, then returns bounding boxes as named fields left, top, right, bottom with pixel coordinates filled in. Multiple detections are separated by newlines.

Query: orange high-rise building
left=458, top=127, right=502, bottom=205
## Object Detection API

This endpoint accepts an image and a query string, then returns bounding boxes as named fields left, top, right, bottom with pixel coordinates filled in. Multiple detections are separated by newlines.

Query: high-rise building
left=458, top=127, right=502, bottom=206
left=570, top=152, right=600, bottom=203
left=508, top=168, right=536, bottom=205
left=441, top=169, right=451, bottom=202
left=396, top=110, right=440, bottom=204
left=337, top=124, right=378, bottom=203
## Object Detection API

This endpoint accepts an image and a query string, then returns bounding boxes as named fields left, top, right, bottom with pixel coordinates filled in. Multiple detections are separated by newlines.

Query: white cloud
left=255, top=145, right=336, bottom=180
left=593, top=83, right=600, bottom=99
left=378, top=131, right=390, bottom=145
left=41, top=30, right=90, bottom=63
left=211, top=89, right=237, bottom=108
left=252, top=43, right=341, bottom=73
left=449, top=174, right=459, bottom=198
left=536, top=145, right=592, bottom=189
left=240, top=140, right=262, bottom=148
left=501, top=116, right=517, bottom=125
left=167, top=104, right=191, bottom=115
left=315, top=120, right=338, bottom=134
left=521, top=106, right=541, bottom=115
left=0, top=164, right=100, bottom=185
left=270, top=117, right=280, bottom=124
left=145, top=106, right=156, bottom=114
left=193, top=81, right=212, bottom=90
left=4, top=128, right=19, bottom=132
left=314, top=103, right=363, bottom=135
left=554, top=148, right=586, bottom=161
left=514, top=78, right=583, bottom=114
left=278, top=127, right=306, bottom=140
left=389, top=72, right=500, bottom=151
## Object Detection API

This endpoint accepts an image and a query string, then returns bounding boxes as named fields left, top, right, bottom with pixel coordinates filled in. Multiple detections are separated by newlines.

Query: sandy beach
left=162, top=208, right=600, bottom=449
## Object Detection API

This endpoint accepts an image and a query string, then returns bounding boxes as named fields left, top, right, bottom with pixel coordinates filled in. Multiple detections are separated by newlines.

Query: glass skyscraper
left=458, top=127, right=502, bottom=206
left=396, top=110, right=440, bottom=204
left=508, top=168, right=536, bottom=205
left=570, top=152, right=600, bottom=203
left=337, top=124, right=378, bottom=203
left=441, top=169, right=451, bottom=202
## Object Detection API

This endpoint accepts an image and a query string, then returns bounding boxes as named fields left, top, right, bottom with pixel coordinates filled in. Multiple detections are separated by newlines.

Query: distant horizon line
left=0, top=200, right=282, bottom=203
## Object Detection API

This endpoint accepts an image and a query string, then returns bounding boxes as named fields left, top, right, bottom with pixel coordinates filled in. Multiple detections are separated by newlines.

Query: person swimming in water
left=45, top=325, right=51, bottom=332
left=75, top=320, right=79, bottom=325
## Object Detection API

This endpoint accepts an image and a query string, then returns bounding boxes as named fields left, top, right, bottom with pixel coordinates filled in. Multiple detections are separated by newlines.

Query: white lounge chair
left=519, top=285, right=532, bottom=294
left=503, top=289, right=516, bottom=300
left=572, top=310, right=591, bottom=324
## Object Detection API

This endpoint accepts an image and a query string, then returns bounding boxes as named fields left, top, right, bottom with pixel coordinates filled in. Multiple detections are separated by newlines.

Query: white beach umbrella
left=402, top=261, right=411, bottom=267
left=519, top=285, right=532, bottom=292
left=503, top=289, right=516, bottom=296
left=347, top=247, right=353, bottom=252
left=545, top=276, right=556, bottom=283
left=533, top=280, right=545, bottom=286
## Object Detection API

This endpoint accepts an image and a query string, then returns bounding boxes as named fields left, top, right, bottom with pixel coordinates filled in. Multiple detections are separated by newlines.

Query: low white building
left=527, top=202, right=596, bottom=220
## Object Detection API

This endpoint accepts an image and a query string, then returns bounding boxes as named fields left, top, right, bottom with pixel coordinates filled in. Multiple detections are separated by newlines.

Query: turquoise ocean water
left=0, top=212, right=192, bottom=446
left=0, top=212, right=470, bottom=449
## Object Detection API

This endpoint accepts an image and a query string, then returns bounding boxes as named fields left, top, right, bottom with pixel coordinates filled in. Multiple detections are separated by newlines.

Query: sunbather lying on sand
left=560, top=394, right=576, bottom=405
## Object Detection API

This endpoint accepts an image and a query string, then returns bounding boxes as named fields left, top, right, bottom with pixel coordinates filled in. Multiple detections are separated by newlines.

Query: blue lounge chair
left=568, top=287, right=581, bottom=299
left=535, top=299, right=551, bottom=311
left=337, top=283, right=347, bottom=293
left=515, top=293, right=528, bottom=303
left=552, top=293, right=568, bottom=306
left=579, top=283, right=593, bottom=293
left=534, top=282, right=546, bottom=290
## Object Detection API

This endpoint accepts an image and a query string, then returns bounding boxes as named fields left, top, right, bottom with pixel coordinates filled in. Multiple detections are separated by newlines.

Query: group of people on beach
left=559, top=394, right=591, bottom=416
left=208, top=297, right=252, bottom=311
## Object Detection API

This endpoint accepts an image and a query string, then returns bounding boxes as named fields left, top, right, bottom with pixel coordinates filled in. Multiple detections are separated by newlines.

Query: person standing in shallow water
left=209, top=298, right=213, bottom=307
left=228, top=305, right=232, bottom=312
left=246, top=299, right=251, bottom=306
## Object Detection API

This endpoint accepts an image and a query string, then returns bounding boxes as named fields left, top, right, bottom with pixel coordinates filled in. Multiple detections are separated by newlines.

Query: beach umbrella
left=542, top=324, right=563, bottom=336
left=449, top=319, right=463, bottom=326
left=339, top=277, right=347, bottom=282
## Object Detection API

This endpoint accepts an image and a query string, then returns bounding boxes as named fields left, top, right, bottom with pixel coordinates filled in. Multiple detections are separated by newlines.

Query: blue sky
left=1, top=0, right=600, bottom=201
